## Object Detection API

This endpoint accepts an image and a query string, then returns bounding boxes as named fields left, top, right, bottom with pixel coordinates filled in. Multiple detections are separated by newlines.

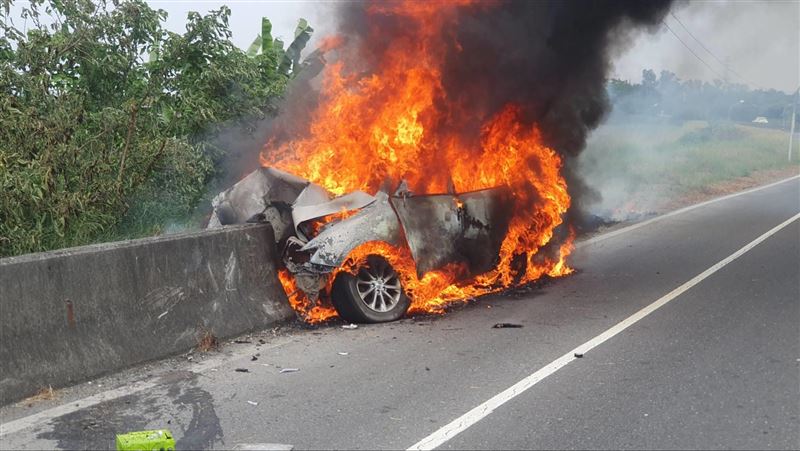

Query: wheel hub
left=355, top=258, right=402, bottom=313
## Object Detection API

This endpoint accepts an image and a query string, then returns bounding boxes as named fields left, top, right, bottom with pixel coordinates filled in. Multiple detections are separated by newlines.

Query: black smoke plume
left=334, top=0, right=674, bottom=223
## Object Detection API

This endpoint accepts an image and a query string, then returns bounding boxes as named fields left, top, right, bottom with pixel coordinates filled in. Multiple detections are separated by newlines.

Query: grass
left=23, top=385, right=57, bottom=406
left=580, top=120, right=799, bottom=216
left=196, top=329, right=219, bottom=352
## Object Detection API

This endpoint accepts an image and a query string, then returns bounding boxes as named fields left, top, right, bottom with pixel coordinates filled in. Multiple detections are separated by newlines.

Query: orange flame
left=304, top=207, right=359, bottom=237
left=278, top=269, right=338, bottom=324
left=265, top=1, right=574, bottom=322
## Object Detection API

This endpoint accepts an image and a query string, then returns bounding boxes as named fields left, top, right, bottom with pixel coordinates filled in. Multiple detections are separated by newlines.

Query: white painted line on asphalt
left=0, top=340, right=291, bottom=437
left=0, top=379, right=157, bottom=437
left=576, top=174, right=800, bottom=249
left=408, top=211, right=800, bottom=451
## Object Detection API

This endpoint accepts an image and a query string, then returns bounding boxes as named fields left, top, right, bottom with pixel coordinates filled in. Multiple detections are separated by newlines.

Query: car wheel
left=331, top=255, right=411, bottom=323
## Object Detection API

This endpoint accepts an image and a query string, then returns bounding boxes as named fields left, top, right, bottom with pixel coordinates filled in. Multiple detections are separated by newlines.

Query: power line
left=661, top=20, right=726, bottom=80
left=669, top=13, right=729, bottom=68
left=669, top=12, right=758, bottom=88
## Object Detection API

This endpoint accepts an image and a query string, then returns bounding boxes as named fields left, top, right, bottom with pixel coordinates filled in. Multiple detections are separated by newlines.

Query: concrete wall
left=0, top=224, right=294, bottom=405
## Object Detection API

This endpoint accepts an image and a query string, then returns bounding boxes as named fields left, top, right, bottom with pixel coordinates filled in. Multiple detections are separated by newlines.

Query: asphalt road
left=1, top=177, right=798, bottom=450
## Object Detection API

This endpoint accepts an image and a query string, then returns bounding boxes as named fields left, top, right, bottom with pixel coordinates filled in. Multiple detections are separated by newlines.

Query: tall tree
left=0, top=0, right=307, bottom=256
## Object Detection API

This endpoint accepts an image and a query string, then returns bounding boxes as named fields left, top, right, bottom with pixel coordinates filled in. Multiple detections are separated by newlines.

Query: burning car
left=208, top=167, right=514, bottom=323
left=200, top=0, right=672, bottom=324
left=206, top=2, right=585, bottom=323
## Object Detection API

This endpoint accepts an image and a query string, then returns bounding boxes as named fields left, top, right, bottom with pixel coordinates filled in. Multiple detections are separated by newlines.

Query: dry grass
left=196, top=329, right=219, bottom=352
left=662, top=166, right=800, bottom=211
left=581, top=121, right=799, bottom=215
left=23, top=385, right=57, bottom=406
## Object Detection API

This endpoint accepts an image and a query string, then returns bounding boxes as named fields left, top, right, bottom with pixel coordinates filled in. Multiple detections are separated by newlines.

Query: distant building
left=752, top=116, right=769, bottom=124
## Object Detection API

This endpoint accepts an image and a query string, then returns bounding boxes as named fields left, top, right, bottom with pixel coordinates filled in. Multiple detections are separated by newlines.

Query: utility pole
left=789, top=88, right=798, bottom=162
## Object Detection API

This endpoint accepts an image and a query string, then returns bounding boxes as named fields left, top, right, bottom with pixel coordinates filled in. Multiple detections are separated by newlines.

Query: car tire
left=331, top=255, right=411, bottom=323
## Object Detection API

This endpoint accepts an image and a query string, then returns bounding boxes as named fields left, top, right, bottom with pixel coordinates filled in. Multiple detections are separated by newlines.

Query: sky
left=145, top=0, right=798, bottom=93
left=610, top=0, right=799, bottom=93
left=6, top=1, right=799, bottom=93
left=146, top=0, right=338, bottom=53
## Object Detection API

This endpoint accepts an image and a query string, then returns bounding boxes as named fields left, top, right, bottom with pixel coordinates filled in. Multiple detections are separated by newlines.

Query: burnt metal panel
left=301, top=192, right=401, bottom=269
left=390, top=194, right=463, bottom=277
left=292, top=183, right=331, bottom=209
left=390, top=187, right=513, bottom=277
left=458, top=187, right=514, bottom=274
left=210, top=167, right=513, bottom=289
left=292, top=190, right=376, bottom=239
left=209, top=167, right=308, bottom=230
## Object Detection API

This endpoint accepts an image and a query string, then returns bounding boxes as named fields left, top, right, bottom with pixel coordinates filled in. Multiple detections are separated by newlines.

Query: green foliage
left=261, top=17, right=273, bottom=55
left=245, top=17, right=312, bottom=78
left=677, top=123, right=746, bottom=145
left=0, top=0, right=306, bottom=257
left=283, top=18, right=313, bottom=75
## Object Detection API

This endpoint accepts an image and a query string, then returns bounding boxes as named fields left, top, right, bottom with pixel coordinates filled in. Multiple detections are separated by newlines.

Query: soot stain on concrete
left=37, top=372, right=223, bottom=450
left=37, top=391, right=165, bottom=450
left=173, top=382, right=224, bottom=449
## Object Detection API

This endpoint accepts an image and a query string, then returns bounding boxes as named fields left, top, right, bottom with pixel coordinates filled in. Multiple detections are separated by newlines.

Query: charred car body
left=209, top=167, right=513, bottom=323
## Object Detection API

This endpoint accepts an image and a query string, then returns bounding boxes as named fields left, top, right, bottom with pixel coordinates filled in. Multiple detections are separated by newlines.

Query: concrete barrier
left=0, top=224, right=294, bottom=405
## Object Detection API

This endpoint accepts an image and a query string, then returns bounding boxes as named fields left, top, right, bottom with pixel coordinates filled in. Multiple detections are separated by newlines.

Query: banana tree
left=247, top=17, right=313, bottom=77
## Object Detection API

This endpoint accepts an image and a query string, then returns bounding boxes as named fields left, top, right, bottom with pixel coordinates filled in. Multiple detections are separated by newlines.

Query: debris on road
left=337, top=352, right=349, bottom=356
left=233, top=339, right=252, bottom=344
left=235, top=368, right=250, bottom=373
left=247, top=400, right=259, bottom=406
left=574, top=352, right=584, bottom=358
left=279, top=368, right=300, bottom=373
left=492, top=322, right=523, bottom=328
left=251, top=355, right=259, bottom=361
left=341, top=324, right=358, bottom=329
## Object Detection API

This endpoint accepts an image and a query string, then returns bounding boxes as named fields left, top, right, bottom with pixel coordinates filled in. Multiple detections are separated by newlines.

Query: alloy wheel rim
left=355, top=258, right=402, bottom=312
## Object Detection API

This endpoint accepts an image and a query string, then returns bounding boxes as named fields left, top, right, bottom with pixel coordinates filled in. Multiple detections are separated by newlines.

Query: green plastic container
left=115, top=429, right=175, bottom=451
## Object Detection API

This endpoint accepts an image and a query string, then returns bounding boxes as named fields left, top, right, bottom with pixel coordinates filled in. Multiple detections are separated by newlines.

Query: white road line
left=0, top=340, right=291, bottom=437
left=408, top=211, right=800, bottom=451
left=0, top=380, right=158, bottom=437
left=576, top=174, right=799, bottom=249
